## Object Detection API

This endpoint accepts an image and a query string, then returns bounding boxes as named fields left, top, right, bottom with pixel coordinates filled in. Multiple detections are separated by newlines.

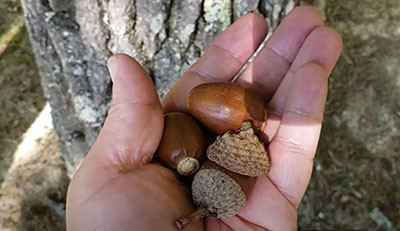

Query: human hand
left=66, top=6, right=342, bottom=231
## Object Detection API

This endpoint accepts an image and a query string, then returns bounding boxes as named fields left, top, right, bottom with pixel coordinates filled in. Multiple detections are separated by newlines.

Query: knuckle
left=285, top=108, right=322, bottom=123
left=273, top=136, right=314, bottom=160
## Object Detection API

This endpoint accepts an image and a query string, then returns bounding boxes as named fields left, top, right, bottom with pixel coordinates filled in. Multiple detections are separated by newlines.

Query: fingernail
left=107, top=56, right=119, bottom=82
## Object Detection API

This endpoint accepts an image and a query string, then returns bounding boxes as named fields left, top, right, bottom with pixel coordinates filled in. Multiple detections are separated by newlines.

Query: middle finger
left=236, top=6, right=324, bottom=101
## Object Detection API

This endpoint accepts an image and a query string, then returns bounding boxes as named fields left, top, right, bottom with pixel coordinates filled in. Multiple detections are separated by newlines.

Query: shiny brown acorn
left=187, top=82, right=266, bottom=134
left=157, top=112, right=205, bottom=175
left=176, top=161, right=256, bottom=229
left=207, top=121, right=270, bottom=177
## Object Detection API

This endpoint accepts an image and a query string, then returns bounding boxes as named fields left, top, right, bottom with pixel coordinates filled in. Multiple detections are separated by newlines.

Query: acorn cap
left=207, top=121, right=270, bottom=177
left=191, top=167, right=246, bottom=219
left=176, top=161, right=255, bottom=229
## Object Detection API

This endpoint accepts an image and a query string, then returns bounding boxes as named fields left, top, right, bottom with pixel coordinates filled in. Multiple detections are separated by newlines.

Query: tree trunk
left=20, top=0, right=298, bottom=175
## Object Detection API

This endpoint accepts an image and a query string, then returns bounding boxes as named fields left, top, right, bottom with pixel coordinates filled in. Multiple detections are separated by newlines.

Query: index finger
left=162, top=13, right=268, bottom=113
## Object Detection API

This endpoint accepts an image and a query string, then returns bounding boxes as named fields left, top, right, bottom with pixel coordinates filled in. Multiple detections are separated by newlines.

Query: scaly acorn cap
left=192, top=168, right=245, bottom=219
left=207, top=121, right=270, bottom=177
left=176, top=161, right=255, bottom=229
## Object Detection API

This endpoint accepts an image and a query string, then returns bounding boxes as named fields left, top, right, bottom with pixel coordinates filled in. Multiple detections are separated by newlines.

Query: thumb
left=66, top=54, right=163, bottom=216
left=89, top=54, right=163, bottom=172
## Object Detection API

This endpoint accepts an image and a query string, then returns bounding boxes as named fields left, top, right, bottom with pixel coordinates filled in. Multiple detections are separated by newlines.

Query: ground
left=0, top=1, right=69, bottom=230
left=0, top=0, right=399, bottom=230
left=298, top=0, right=400, bottom=230
left=0, top=0, right=46, bottom=184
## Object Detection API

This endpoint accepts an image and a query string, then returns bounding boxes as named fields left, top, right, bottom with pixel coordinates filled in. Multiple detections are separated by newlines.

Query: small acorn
left=157, top=112, right=205, bottom=175
left=207, top=121, right=270, bottom=177
left=176, top=161, right=255, bottom=229
left=187, top=82, right=266, bottom=134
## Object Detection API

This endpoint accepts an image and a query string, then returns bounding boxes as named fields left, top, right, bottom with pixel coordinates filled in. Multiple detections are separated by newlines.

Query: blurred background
left=0, top=0, right=399, bottom=230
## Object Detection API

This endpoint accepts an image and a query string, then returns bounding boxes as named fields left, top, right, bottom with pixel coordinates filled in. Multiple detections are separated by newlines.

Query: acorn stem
left=175, top=207, right=209, bottom=230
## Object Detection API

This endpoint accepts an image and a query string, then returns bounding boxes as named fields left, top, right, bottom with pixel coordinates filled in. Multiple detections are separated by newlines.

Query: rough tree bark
left=20, top=0, right=298, bottom=175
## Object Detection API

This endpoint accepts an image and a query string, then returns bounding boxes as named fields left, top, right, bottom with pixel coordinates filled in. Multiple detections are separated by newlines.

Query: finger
left=268, top=62, right=329, bottom=207
left=67, top=54, right=164, bottom=223
left=222, top=216, right=267, bottom=231
left=205, top=219, right=233, bottom=231
left=163, top=13, right=268, bottom=112
left=237, top=6, right=324, bottom=100
left=267, top=26, right=342, bottom=119
left=90, top=54, right=164, bottom=171
left=264, top=26, right=342, bottom=140
left=238, top=176, right=297, bottom=230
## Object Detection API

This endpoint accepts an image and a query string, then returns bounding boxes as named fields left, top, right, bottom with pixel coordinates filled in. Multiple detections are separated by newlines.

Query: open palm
left=66, top=6, right=342, bottom=231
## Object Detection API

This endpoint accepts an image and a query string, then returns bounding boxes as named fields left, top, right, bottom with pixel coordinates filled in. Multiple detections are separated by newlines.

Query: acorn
left=176, top=161, right=255, bottom=229
left=157, top=112, right=206, bottom=175
left=187, top=82, right=266, bottom=134
left=207, top=121, right=270, bottom=177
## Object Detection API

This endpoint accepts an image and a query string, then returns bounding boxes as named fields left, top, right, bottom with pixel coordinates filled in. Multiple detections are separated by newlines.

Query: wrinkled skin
left=66, top=6, right=342, bottom=231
